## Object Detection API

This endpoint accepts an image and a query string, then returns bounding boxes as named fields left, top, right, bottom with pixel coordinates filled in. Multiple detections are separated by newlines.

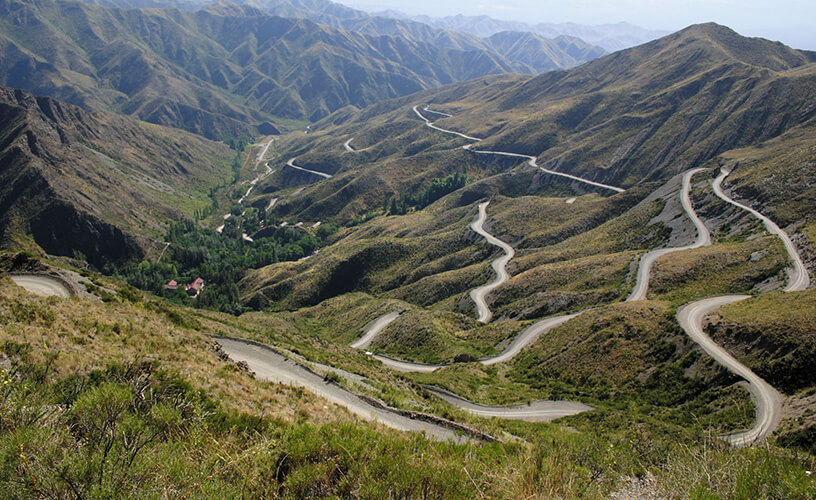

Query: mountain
left=238, top=23, right=816, bottom=233
left=374, top=12, right=668, bottom=52
left=486, top=31, right=606, bottom=72
left=0, top=0, right=553, bottom=139
left=1, top=17, right=815, bottom=497
left=229, top=24, right=813, bottom=308
left=236, top=0, right=607, bottom=71
left=0, top=84, right=234, bottom=267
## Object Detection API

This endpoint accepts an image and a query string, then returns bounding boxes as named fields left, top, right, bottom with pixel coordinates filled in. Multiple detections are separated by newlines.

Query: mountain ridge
left=0, top=84, right=234, bottom=266
left=372, top=10, right=669, bottom=51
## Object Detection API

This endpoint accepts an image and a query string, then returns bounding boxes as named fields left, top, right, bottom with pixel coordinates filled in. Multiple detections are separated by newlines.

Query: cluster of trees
left=121, top=218, right=334, bottom=314
left=224, top=134, right=253, bottom=152
left=386, top=172, right=467, bottom=215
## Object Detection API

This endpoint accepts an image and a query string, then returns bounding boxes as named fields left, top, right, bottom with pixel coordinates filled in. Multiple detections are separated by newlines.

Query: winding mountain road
left=343, top=138, right=356, bottom=152
left=413, top=106, right=483, bottom=141
left=9, top=275, right=72, bottom=298
left=18, top=109, right=800, bottom=444
left=217, top=139, right=277, bottom=234
left=413, top=106, right=624, bottom=193
left=286, top=158, right=333, bottom=179
left=469, top=201, right=515, bottom=323
left=257, top=137, right=275, bottom=164
left=627, top=168, right=711, bottom=301
left=677, top=296, right=782, bottom=446
left=362, top=311, right=583, bottom=373
left=422, top=106, right=453, bottom=118
left=713, top=168, right=810, bottom=292
left=215, top=337, right=466, bottom=442
left=349, top=161, right=798, bottom=443
left=351, top=311, right=401, bottom=349
left=423, top=385, right=592, bottom=422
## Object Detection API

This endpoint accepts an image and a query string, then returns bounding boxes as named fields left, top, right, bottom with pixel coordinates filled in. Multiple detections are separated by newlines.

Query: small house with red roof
left=185, top=278, right=205, bottom=297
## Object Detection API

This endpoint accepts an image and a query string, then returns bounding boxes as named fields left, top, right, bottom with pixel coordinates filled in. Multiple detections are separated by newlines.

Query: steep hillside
left=0, top=85, right=234, bottom=267
left=0, top=0, right=595, bottom=138
left=486, top=31, right=606, bottom=72
left=228, top=0, right=607, bottom=72
left=258, top=22, right=816, bottom=222
left=81, top=0, right=607, bottom=73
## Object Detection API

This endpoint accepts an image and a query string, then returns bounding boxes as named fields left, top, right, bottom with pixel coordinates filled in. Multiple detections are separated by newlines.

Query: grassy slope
left=709, top=291, right=816, bottom=394
left=256, top=23, right=816, bottom=226
left=2, top=274, right=815, bottom=497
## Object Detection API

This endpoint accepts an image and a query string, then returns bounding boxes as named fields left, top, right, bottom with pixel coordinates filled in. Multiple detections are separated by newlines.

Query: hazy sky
left=343, top=0, right=816, bottom=50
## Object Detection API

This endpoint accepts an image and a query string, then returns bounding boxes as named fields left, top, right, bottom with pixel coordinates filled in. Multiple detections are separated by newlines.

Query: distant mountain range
left=0, top=85, right=234, bottom=267
left=370, top=11, right=668, bottom=52
left=0, top=0, right=605, bottom=139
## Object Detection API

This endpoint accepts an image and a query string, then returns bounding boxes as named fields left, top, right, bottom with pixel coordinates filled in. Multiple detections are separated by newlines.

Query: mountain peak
left=669, top=22, right=816, bottom=71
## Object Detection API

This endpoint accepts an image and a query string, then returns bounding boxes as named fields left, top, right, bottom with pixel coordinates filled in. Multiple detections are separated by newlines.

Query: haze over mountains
left=0, top=0, right=608, bottom=139
left=374, top=12, right=668, bottom=52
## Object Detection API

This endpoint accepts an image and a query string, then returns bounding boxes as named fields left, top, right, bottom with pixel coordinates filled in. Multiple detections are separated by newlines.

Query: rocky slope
left=0, top=85, right=233, bottom=267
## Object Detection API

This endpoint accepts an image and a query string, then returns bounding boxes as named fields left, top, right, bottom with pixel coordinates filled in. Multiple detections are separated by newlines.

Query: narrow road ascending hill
left=9, top=275, right=72, bottom=298
left=481, top=312, right=582, bottom=366
left=343, top=138, right=356, bottom=152
left=215, top=337, right=466, bottom=442
left=422, top=106, right=453, bottom=118
left=677, top=296, right=782, bottom=446
left=412, top=106, right=624, bottom=193
left=627, top=168, right=711, bottom=302
left=286, top=157, right=333, bottom=179
left=351, top=311, right=401, bottom=349
left=412, top=106, right=483, bottom=141
left=257, top=137, right=275, bottom=164
left=713, top=168, right=810, bottom=292
left=469, top=201, right=515, bottom=323
left=423, top=386, right=592, bottom=422
left=364, top=310, right=584, bottom=373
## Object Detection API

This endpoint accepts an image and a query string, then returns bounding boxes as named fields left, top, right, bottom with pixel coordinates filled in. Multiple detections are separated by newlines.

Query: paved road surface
left=481, top=312, right=582, bottom=366
left=413, top=106, right=483, bottom=141
left=257, top=137, right=275, bottom=163
left=9, top=275, right=72, bottom=298
left=351, top=311, right=401, bottom=349
left=343, top=138, right=355, bottom=152
left=215, top=337, right=465, bottom=442
left=713, top=168, right=810, bottom=292
left=414, top=106, right=623, bottom=193
left=423, top=386, right=592, bottom=422
left=422, top=106, right=453, bottom=118
left=469, top=201, right=515, bottom=323
left=677, top=296, right=782, bottom=446
left=286, top=158, right=333, bottom=179
left=627, top=168, right=711, bottom=301
left=361, top=311, right=582, bottom=371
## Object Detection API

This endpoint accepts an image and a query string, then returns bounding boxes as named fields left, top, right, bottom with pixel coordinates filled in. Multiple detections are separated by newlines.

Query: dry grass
left=650, top=237, right=788, bottom=304
left=0, top=277, right=344, bottom=424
